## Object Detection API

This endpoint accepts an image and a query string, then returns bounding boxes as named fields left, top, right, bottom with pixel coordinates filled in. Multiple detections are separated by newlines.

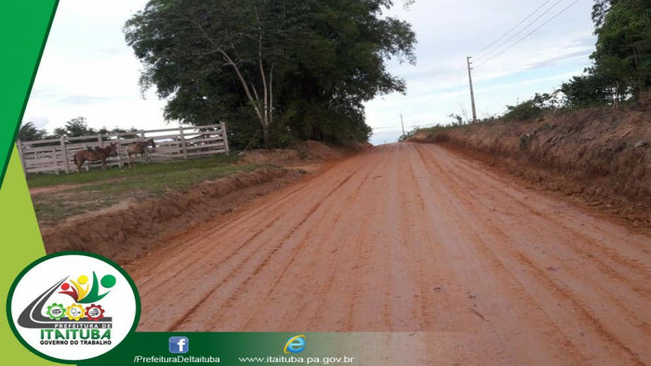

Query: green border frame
left=6, top=251, right=141, bottom=364
left=0, top=1, right=60, bottom=189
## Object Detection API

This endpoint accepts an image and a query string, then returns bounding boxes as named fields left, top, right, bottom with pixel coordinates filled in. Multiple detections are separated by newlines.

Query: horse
left=126, top=138, right=156, bottom=167
left=72, top=142, right=118, bottom=173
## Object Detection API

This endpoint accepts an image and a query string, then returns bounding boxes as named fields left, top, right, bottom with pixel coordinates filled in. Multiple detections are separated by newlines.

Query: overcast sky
left=23, top=0, right=596, bottom=145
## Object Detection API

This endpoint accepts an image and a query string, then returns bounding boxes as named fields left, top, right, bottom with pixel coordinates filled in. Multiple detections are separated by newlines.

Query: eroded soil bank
left=413, top=105, right=651, bottom=229
left=42, top=168, right=302, bottom=264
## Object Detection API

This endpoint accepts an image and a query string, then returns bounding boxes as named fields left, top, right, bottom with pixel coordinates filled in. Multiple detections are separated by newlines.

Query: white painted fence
left=17, top=123, right=230, bottom=174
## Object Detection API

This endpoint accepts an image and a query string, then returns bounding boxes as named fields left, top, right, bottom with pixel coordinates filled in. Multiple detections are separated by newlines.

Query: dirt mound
left=406, top=132, right=430, bottom=143
left=240, top=149, right=300, bottom=165
left=42, top=168, right=301, bottom=264
left=421, top=106, right=651, bottom=228
left=304, top=140, right=338, bottom=160
left=348, top=141, right=374, bottom=152
left=240, top=140, right=346, bottom=166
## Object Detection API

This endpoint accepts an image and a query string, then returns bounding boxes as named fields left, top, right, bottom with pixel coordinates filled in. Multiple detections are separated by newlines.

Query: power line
left=475, top=0, right=581, bottom=68
left=475, top=0, right=565, bottom=62
left=475, top=0, right=553, bottom=58
left=475, top=0, right=565, bottom=63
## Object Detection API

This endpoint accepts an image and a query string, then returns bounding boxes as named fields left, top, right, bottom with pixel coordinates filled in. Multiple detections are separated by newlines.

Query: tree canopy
left=52, top=117, right=96, bottom=137
left=124, top=0, right=416, bottom=148
left=17, top=122, right=47, bottom=141
left=561, top=0, right=651, bottom=107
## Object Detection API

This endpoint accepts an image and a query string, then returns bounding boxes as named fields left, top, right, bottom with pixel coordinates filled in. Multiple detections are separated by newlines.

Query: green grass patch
left=29, top=154, right=277, bottom=224
left=82, top=163, right=269, bottom=197
left=33, top=193, right=121, bottom=226
left=26, top=154, right=242, bottom=188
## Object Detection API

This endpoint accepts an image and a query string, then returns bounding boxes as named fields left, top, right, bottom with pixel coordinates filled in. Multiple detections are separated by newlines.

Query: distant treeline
left=18, top=117, right=140, bottom=142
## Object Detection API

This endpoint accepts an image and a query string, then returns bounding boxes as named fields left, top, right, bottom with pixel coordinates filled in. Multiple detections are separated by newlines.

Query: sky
left=23, top=0, right=597, bottom=146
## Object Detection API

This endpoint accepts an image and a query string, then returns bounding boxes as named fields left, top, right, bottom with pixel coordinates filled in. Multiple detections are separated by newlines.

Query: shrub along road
left=129, top=143, right=651, bottom=365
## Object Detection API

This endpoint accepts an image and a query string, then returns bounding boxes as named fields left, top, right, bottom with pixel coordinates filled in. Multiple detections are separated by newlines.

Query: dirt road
left=131, top=143, right=651, bottom=365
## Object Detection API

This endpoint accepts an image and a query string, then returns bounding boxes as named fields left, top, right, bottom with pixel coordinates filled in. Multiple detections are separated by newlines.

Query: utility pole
left=467, top=56, right=477, bottom=123
left=400, top=114, right=405, bottom=135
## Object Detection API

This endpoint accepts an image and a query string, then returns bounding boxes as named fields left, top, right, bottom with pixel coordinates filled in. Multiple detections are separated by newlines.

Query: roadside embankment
left=412, top=104, right=651, bottom=228
left=42, top=168, right=302, bottom=264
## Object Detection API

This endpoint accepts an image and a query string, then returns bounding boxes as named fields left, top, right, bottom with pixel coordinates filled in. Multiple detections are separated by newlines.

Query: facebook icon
left=169, top=336, right=189, bottom=354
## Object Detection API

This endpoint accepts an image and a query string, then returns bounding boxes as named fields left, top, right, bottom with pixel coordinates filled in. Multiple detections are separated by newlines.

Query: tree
left=592, top=0, right=651, bottom=97
left=51, top=117, right=96, bottom=137
left=64, top=117, right=96, bottom=137
left=17, top=122, right=47, bottom=141
left=502, top=93, right=558, bottom=121
left=52, top=127, right=67, bottom=138
left=560, top=73, right=614, bottom=108
left=109, top=126, right=141, bottom=140
left=125, top=0, right=311, bottom=146
left=591, top=0, right=619, bottom=28
left=272, top=0, right=416, bottom=144
left=124, top=0, right=416, bottom=147
left=560, top=0, right=651, bottom=107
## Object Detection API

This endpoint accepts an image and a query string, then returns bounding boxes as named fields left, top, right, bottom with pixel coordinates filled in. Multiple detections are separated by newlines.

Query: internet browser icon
left=284, top=335, right=306, bottom=354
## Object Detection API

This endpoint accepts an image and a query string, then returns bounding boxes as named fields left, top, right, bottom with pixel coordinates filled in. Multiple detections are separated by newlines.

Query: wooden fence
left=17, top=123, right=230, bottom=174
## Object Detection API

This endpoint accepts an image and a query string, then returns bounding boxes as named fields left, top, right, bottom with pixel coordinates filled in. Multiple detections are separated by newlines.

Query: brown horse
left=72, top=142, right=118, bottom=173
left=126, top=138, right=156, bottom=167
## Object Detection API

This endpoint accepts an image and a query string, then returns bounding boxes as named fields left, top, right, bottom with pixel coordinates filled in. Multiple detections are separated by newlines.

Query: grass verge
left=28, top=154, right=275, bottom=225
left=27, top=154, right=242, bottom=187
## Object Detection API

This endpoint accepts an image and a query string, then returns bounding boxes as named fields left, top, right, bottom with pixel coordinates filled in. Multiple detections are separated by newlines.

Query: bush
left=502, top=93, right=559, bottom=121
left=398, top=128, right=417, bottom=142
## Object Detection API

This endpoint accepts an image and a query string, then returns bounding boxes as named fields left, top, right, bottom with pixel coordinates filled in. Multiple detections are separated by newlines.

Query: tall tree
left=124, top=0, right=416, bottom=147
left=276, top=0, right=415, bottom=143
left=561, top=0, right=651, bottom=107
left=592, top=0, right=651, bottom=97
left=17, top=122, right=47, bottom=141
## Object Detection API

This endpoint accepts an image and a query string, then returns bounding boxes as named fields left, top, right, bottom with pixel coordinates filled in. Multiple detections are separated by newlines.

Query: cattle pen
left=17, top=123, right=230, bottom=174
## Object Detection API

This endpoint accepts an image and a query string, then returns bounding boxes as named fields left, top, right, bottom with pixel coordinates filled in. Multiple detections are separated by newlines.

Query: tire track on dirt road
left=133, top=143, right=651, bottom=365
left=423, top=145, right=651, bottom=325
left=132, top=162, right=359, bottom=289
left=412, top=144, right=578, bottom=365
left=143, top=162, right=367, bottom=331
left=415, top=144, right=649, bottom=365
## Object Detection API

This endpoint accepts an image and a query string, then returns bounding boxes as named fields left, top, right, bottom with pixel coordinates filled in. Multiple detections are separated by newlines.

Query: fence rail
left=17, top=123, right=229, bottom=175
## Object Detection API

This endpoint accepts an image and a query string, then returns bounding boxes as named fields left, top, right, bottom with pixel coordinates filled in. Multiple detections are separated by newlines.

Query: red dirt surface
left=128, top=143, right=651, bottom=365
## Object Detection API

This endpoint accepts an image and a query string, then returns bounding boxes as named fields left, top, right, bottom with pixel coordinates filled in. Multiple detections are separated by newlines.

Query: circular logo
left=7, top=252, right=140, bottom=363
